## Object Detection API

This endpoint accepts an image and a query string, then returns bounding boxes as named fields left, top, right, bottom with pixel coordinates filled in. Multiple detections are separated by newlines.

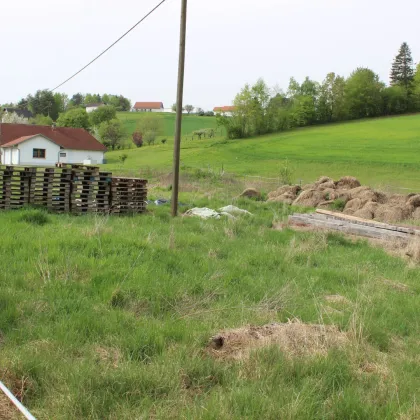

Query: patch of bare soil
left=208, top=320, right=348, bottom=360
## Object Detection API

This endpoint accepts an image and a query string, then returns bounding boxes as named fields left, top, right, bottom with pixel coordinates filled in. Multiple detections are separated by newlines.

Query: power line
left=51, top=0, right=168, bottom=92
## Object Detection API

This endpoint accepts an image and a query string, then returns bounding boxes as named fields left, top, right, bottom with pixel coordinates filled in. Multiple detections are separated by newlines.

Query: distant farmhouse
left=2, top=108, right=34, bottom=121
left=132, top=102, right=164, bottom=112
left=0, top=123, right=106, bottom=166
left=213, top=106, right=236, bottom=117
left=85, top=103, right=105, bottom=113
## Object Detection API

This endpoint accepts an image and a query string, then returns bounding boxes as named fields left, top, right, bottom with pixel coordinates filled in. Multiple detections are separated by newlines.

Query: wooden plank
left=315, top=209, right=420, bottom=236
left=289, top=214, right=410, bottom=241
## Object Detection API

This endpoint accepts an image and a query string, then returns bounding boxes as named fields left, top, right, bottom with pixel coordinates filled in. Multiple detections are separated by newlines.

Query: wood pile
left=288, top=209, right=420, bottom=242
left=0, top=164, right=148, bottom=215
left=111, top=177, right=147, bottom=214
left=0, top=165, right=35, bottom=210
left=30, top=167, right=72, bottom=213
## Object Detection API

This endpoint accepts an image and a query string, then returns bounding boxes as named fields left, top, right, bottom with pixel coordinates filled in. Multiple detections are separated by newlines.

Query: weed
left=330, top=198, right=347, bottom=211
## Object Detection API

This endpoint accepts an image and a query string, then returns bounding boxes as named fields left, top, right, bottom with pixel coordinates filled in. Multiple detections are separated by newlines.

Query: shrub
left=132, top=131, right=143, bottom=148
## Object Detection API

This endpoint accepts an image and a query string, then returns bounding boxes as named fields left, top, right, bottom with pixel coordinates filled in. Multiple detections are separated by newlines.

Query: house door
left=11, top=149, right=19, bottom=165
left=59, top=151, right=68, bottom=164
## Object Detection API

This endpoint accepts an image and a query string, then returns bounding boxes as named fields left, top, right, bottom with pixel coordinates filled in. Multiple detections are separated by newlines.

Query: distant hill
left=117, top=112, right=222, bottom=140
left=106, top=114, right=420, bottom=191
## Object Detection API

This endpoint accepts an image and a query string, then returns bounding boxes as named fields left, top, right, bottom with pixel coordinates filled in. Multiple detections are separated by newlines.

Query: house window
left=33, top=149, right=46, bottom=158
left=60, top=152, right=67, bottom=157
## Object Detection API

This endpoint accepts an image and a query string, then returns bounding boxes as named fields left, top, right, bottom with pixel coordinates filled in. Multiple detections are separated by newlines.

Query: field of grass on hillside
left=108, top=114, right=420, bottom=191
left=117, top=112, right=222, bottom=143
left=1, top=199, right=420, bottom=419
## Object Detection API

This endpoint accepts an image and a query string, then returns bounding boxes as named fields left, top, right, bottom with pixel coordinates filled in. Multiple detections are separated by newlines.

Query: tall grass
left=0, top=198, right=419, bottom=418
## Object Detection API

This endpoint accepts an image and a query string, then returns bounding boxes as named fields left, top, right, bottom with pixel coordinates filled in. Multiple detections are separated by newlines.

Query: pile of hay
left=208, top=320, right=348, bottom=360
left=268, top=176, right=420, bottom=223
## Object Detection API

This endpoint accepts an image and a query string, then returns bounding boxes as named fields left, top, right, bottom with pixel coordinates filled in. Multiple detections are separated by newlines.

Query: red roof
left=213, top=106, right=237, bottom=113
left=2, top=135, right=42, bottom=147
left=0, top=124, right=107, bottom=152
left=133, top=102, right=163, bottom=110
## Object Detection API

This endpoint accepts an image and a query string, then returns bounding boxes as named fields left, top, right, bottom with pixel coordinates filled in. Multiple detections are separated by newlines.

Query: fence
left=0, top=164, right=147, bottom=215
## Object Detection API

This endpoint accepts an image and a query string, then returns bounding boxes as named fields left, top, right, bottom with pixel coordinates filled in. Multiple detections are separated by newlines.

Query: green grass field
left=117, top=112, right=222, bottom=142
left=108, top=114, right=420, bottom=191
left=2, top=203, right=420, bottom=419
left=3, top=115, right=420, bottom=418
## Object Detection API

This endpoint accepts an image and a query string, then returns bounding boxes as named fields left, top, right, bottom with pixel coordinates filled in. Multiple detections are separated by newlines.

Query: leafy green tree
left=69, top=93, right=84, bottom=107
left=390, top=42, right=414, bottom=90
left=54, top=93, right=68, bottom=114
left=84, top=93, right=101, bottom=104
left=28, top=90, right=59, bottom=120
left=184, top=105, right=194, bottom=114
left=57, top=108, right=91, bottom=130
left=98, top=119, right=125, bottom=150
left=317, top=73, right=347, bottom=123
left=412, top=64, right=420, bottom=110
left=382, top=85, right=407, bottom=115
left=33, top=114, right=53, bottom=125
left=89, top=105, right=116, bottom=126
left=135, top=114, right=164, bottom=145
left=344, top=68, right=384, bottom=119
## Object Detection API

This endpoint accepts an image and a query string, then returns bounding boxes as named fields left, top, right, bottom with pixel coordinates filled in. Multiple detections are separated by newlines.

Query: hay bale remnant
left=208, top=320, right=348, bottom=360
left=239, top=188, right=261, bottom=199
left=267, top=175, right=420, bottom=223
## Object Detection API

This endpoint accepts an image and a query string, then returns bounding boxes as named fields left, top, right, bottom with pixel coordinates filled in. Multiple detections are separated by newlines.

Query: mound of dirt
left=336, top=176, right=361, bottom=190
left=267, top=175, right=420, bottom=223
left=239, top=188, right=261, bottom=199
left=208, top=320, right=348, bottom=360
left=267, top=185, right=301, bottom=204
left=293, top=189, right=325, bottom=208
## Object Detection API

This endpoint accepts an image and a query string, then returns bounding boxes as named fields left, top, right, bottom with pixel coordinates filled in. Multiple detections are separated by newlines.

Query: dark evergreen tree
left=390, top=42, right=415, bottom=89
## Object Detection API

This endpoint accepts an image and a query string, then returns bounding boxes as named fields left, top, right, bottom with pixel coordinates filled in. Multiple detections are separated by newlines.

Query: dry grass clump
left=208, top=320, right=348, bottom=360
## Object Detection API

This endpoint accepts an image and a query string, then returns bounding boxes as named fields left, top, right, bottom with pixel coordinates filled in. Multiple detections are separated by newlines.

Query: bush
left=132, top=131, right=143, bottom=148
left=144, top=132, right=156, bottom=146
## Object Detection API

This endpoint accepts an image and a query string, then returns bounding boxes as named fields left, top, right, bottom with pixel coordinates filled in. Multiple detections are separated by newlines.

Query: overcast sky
left=1, top=0, right=420, bottom=110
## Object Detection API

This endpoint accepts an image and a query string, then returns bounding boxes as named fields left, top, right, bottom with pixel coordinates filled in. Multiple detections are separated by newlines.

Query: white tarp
left=184, top=206, right=253, bottom=220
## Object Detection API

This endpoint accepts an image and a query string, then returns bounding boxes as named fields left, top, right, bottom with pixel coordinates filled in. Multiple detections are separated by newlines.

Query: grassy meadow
left=110, top=113, right=420, bottom=191
left=1, top=200, right=420, bottom=419
left=3, top=114, right=420, bottom=418
left=117, top=112, right=222, bottom=143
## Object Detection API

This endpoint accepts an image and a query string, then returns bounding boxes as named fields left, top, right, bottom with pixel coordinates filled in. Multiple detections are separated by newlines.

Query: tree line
left=1, top=90, right=131, bottom=122
left=218, top=43, right=420, bottom=139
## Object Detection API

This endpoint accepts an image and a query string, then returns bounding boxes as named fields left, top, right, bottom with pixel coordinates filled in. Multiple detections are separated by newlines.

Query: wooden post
left=171, top=0, right=188, bottom=217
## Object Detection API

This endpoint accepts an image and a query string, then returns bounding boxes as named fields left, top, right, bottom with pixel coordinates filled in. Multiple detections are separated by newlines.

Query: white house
left=132, top=102, right=164, bottom=112
left=213, top=106, right=237, bottom=117
left=0, top=123, right=107, bottom=166
left=85, top=103, right=105, bottom=113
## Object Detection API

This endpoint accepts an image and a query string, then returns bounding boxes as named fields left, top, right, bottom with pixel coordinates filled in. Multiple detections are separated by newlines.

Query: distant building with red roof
left=213, top=106, right=237, bottom=116
left=0, top=123, right=106, bottom=166
left=132, top=102, right=164, bottom=112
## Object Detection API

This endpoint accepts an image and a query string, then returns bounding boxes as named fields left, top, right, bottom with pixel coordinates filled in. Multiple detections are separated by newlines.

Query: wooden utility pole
left=171, top=0, right=188, bottom=217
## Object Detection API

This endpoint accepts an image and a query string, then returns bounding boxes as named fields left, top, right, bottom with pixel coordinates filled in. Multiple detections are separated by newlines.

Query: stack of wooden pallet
left=0, top=165, right=34, bottom=210
left=110, top=177, right=147, bottom=214
left=97, top=171, right=112, bottom=213
left=30, top=167, right=72, bottom=212
left=70, top=165, right=101, bottom=214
